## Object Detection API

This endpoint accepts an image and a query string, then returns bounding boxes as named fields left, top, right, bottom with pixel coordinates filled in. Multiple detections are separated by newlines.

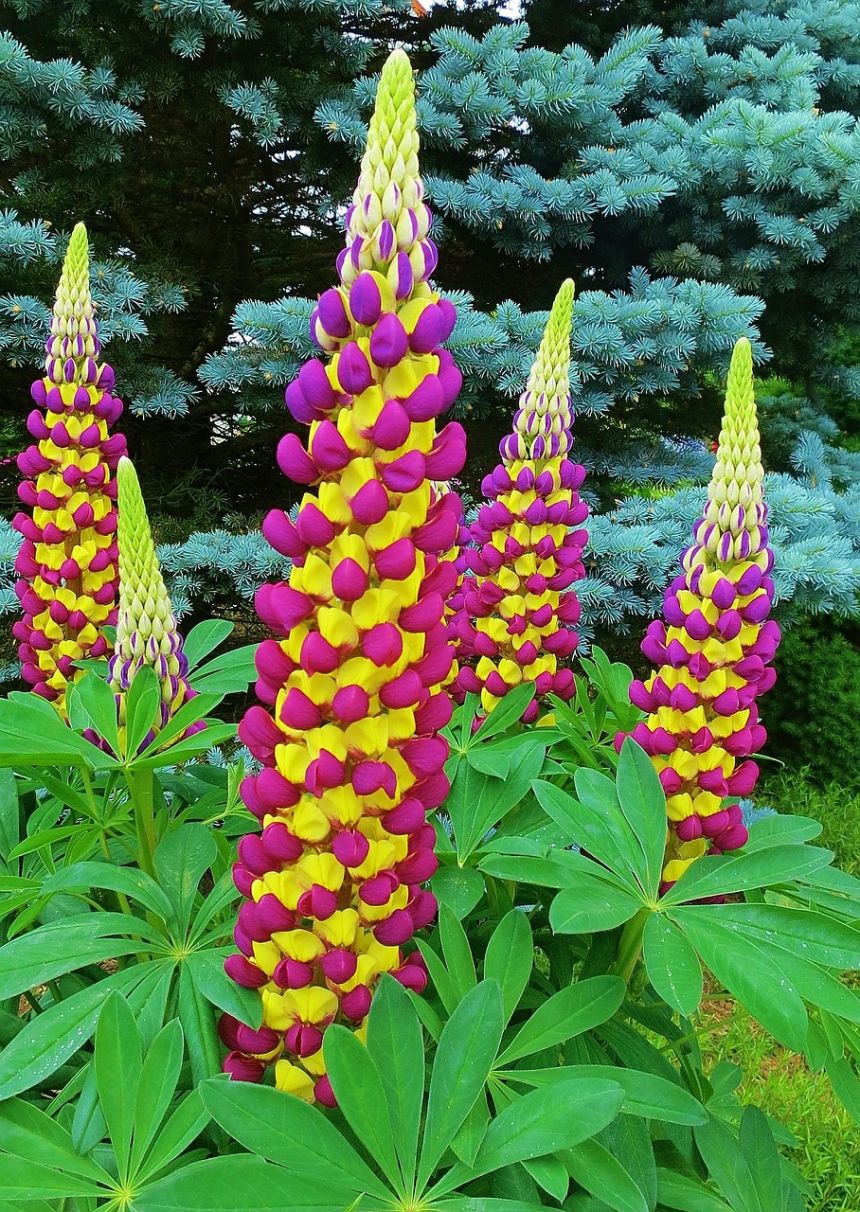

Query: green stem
left=126, top=768, right=158, bottom=878
left=612, top=908, right=650, bottom=985
left=47, top=979, right=63, bottom=1004
left=23, top=990, right=42, bottom=1015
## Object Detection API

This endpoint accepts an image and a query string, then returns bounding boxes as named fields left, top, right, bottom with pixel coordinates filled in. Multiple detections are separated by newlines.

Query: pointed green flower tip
left=525, top=278, right=575, bottom=401
left=361, top=48, right=418, bottom=194
left=110, top=458, right=187, bottom=710
left=707, top=337, right=764, bottom=510
left=503, top=278, right=576, bottom=463
left=46, top=221, right=101, bottom=384
left=52, top=222, right=93, bottom=332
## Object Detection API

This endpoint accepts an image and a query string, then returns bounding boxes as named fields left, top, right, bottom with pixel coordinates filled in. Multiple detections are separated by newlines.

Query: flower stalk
left=624, top=338, right=780, bottom=888
left=450, top=280, right=588, bottom=722
left=12, top=223, right=126, bottom=711
left=223, top=49, right=465, bottom=1103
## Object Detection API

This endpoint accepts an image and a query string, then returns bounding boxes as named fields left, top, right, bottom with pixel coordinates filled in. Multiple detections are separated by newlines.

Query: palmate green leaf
left=563, top=1137, right=648, bottom=1212
left=136, top=1087, right=210, bottom=1185
left=133, top=723, right=236, bottom=768
left=0, top=916, right=153, bottom=999
left=431, top=865, right=486, bottom=919
left=615, top=737, right=666, bottom=897
left=0, top=1156, right=104, bottom=1201
left=178, top=963, right=221, bottom=1085
left=675, top=913, right=808, bottom=1051
left=68, top=669, right=122, bottom=758
left=137, top=1154, right=355, bottom=1212
left=124, top=665, right=162, bottom=759
left=192, top=644, right=261, bottom=695
left=550, top=876, right=643, bottom=934
left=533, top=777, right=641, bottom=897
left=96, top=992, right=143, bottom=1180
left=471, top=682, right=535, bottom=742
left=134, top=692, right=222, bottom=755
left=691, top=903, right=860, bottom=970
left=0, top=964, right=150, bottom=1099
left=448, top=742, right=546, bottom=862
left=324, top=1024, right=400, bottom=1191
left=38, top=861, right=175, bottom=923
left=185, top=947, right=262, bottom=1028
left=643, top=913, right=703, bottom=1017
left=200, top=1078, right=390, bottom=1201
left=438, top=1077, right=625, bottom=1191
left=439, top=904, right=477, bottom=1000
left=183, top=619, right=235, bottom=669
left=154, top=824, right=217, bottom=935
left=366, top=976, right=424, bottom=1193
left=0, top=1097, right=112, bottom=1185
left=0, top=694, right=110, bottom=768
left=497, top=976, right=625, bottom=1066
left=418, top=979, right=505, bottom=1188
left=694, top=1114, right=766, bottom=1212
left=131, top=1019, right=185, bottom=1173
left=503, top=1065, right=707, bottom=1125
left=743, top=813, right=822, bottom=849
left=656, top=1168, right=732, bottom=1212
left=662, top=844, right=833, bottom=906
left=484, top=909, right=533, bottom=1023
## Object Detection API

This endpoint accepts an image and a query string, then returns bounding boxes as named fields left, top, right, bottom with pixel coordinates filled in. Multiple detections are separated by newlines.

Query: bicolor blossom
left=450, top=280, right=587, bottom=722
left=623, top=338, right=780, bottom=887
left=12, top=223, right=126, bottom=710
left=108, top=457, right=194, bottom=741
left=222, top=49, right=465, bottom=1104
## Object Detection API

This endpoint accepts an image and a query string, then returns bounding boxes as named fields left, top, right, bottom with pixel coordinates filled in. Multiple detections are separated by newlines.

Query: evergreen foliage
left=0, top=0, right=858, bottom=634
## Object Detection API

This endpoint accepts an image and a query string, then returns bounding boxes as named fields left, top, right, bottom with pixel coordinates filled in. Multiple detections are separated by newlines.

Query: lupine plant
left=451, top=279, right=588, bottom=723
left=11, top=223, right=126, bottom=711
left=0, top=47, right=858, bottom=1212
left=224, top=48, right=466, bottom=1103
left=623, top=338, right=780, bottom=889
left=109, top=456, right=195, bottom=740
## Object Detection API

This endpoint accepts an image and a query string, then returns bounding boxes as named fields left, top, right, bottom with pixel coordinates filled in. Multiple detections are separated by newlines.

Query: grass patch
left=699, top=1000, right=860, bottom=1212
left=760, top=769, right=860, bottom=877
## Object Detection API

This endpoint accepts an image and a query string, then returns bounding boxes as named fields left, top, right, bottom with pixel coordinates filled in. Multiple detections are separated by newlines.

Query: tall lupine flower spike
left=450, top=280, right=588, bottom=723
left=12, top=223, right=126, bottom=710
left=108, top=457, right=194, bottom=741
left=223, top=48, right=465, bottom=1104
left=623, top=338, right=780, bottom=889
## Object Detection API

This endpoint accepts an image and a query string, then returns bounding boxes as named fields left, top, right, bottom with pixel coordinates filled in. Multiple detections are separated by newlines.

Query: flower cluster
left=12, top=223, right=126, bottom=710
left=450, top=280, right=588, bottom=722
left=108, top=457, right=193, bottom=741
left=222, top=49, right=465, bottom=1103
left=624, top=338, right=780, bottom=888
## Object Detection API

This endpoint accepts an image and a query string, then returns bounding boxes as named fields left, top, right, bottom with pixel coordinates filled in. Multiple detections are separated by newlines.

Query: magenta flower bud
left=726, top=759, right=760, bottom=795
left=370, top=399, right=411, bottom=449
left=409, top=303, right=446, bottom=354
left=223, top=1052, right=266, bottom=1082
left=424, top=422, right=466, bottom=480
left=332, top=684, right=370, bottom=723
left=331, top=557, right=370, bottom=601
left=350, top=273, right=383, bottom=326
left=350, top=478, right=389, bottom=525
left=296, top=885, right=338, bottom=921
left=743, top=593, right=771, bottom=623
left=305, top=748, right=345, bottom=793
left=262, top=822, right=304, bottom=864
left=238, top=704, right=283, bottom=763
left=397, top=848, right=438, bottom=883
left=362, top=622, right=403, bottom=666
left=310, top=418, right=351, bottom=471
left=262, top=510, right=306, bottom=559
left=403, top=373, right=444, bottom=421
left=675, top=816, right=704, bottom=842
left=256, top=893, right=296, bottom=934
left=276, top=433, right=318, bottom=484
left=338, top=342, right=375, bottom=394
left=390, top=251, right=414, bottom=299
left=273, top=958, right=314, bottom=989
left=375, top=537, right=416, bottom=580
left=317, top=288, right=351, bottom=339
left=376, top=220, right=396, bottom=261
left=341, top=984, right=373, bottom=1021
left=320, top=948, right=358, bottom=984
left=285, top=380, right=318, bottom=425
left=285, top=1023, right=324, bottom=1058
left=711, top=577, right=736, bottom=609
left=280, top=688, right=322, bottom=731
left=380, top=669, right=424, bottom=710
left=399, top=592, right=444, bottom=633
left=373, top=909, right=414, bottom=946
left=256, top=583, right=314, bottom=632
left=370, top=312, right=408, bottom=367
left=332, top=829, right=371, bottom=867
left=224, top=954, right=268, bottom=989
left=233, top=863, right=255, bottom=898
left=402, top=735, right=448, bottom=778
left=380, top=450, right=426, bottom=493
left=295, top=501, right=337, bottom=547
left=712, top=688, right=740, bottom=716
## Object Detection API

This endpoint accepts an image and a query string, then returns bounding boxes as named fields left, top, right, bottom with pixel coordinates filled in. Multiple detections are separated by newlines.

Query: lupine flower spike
left=12, top=223, right=126, bottom=710
left=624, top=338, right=780, bottom=889
left=108, top=457, right=194, bottom=744
left=450, top=280, right=588, bottom=723
left=222, top=49, right=465, bottom=1103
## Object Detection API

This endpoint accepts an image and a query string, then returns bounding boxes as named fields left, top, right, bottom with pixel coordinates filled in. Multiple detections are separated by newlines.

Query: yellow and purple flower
left=12, top=223, right=126, bottom=710
left=450, top=280, right=587, bottom=722
left=622, top=338, right=780, bottom=888
left=223, top=49, right=464, bottom=1103
left=108, top=457, right=194, bottom=743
